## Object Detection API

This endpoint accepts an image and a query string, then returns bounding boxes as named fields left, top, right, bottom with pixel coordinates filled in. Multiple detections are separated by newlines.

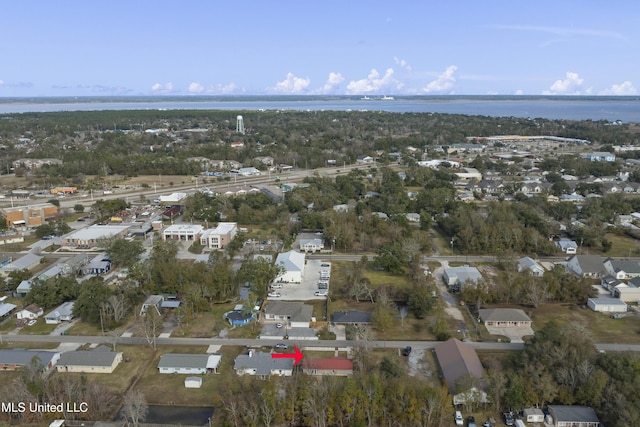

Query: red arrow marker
left=271, top=344, right=304, bottom=366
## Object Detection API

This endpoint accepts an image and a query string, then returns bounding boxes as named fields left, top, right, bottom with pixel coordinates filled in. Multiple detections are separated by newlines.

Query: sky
left=1, top=1, right=639, bottom=97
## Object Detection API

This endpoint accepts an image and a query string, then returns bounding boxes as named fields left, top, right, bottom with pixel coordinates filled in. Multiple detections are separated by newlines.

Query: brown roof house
left=16, top=304, right=44, bottom=320
left=434, top=338, right=488, bottom=406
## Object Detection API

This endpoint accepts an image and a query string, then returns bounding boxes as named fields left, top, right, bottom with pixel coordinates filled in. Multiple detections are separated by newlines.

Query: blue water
left=0, top=96, right=639, bottom=122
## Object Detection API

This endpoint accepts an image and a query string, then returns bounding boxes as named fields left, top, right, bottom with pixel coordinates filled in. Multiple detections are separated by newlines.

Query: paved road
left=3, top=333, right=639, bottom=353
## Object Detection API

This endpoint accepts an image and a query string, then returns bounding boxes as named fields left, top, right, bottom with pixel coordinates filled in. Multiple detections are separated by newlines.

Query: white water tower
left=236, top=115, right=245, bottom=134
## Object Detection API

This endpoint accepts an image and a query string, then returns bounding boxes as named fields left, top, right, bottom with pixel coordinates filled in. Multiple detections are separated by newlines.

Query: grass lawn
left=65, top=320, right=104, bottom=336
left=599, top=232, right=640, bottom=257
left=135, top=345, right=242, bottom=406
left=0, top=341, right=60, bottom=350
left=17, top=318, right=57, bottom=335
left=529, top=303, right=640, bottom=343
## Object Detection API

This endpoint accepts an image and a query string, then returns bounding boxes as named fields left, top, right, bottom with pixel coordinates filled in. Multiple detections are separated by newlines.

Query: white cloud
left=515, top=89, right=524, bottom=95
left=188, top=82, right=205, bottom=94
left=393, top=56, right=412, bottom=72
left=423, top=65, right=458, bottom=94
left=214, top=83, right=239, bottom=94
left=543, top=72, right=584, bottom=95
left=0, top=80, right=4, bottom=86
left=314, top=72, right=345, bottom=94
left=346, top=68, right=402, bottom=94
left=599, top=81, right=637, bottom=96
left=269, top=72, right=311, bottom=94
left=151, top=82, right=174, bottom=94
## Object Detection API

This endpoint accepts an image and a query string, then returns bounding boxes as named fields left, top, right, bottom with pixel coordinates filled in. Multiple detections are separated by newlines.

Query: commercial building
left=61, top=225, right=129, bottom=250
left=2, top=203, right=58, bottom=228
left=200, top=222, right=237, bottom=250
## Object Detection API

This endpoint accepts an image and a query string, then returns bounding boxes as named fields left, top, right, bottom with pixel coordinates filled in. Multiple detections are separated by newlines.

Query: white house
left=556, top=238, right=578, bottom=254
left=517, top=257, right=545, bottom=277
left=162, top=224, right=204, bottom=242
left=157, top=354, right=221, bottom=374
left=234, top=350, right=294, bottom=378
left=603, top=258, right=640, bottom=280
left=264, top=301, right=313, bottom=328
left=44, top=301, right=75, bottom=324
left=274, top=250, right=306, bottom=283
left=299, top=238, right=324, bottom=253
left=16, top=304, right=43, bottom=320
left=588, top=297, right=628, bottom=313
left=566, top=255, right=604, bottom=278
left=356, top=155, right=374, bottom=164
left=443, top=266, right=483, bottom=289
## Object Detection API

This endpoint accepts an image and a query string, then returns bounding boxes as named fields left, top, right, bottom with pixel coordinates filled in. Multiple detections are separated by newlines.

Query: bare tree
left=121, top=388, right=148, bottom=427
left=138, top=310, right=162, bottom=350
left=107, top=293, right=129, bottom=323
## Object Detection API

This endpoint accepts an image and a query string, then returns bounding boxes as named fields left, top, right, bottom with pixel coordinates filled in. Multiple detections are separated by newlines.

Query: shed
left=185, top=376, right=202, bottom=388
left=587, top=297, right=628, bottom=313
left=523, top=407, right=545, bottom=423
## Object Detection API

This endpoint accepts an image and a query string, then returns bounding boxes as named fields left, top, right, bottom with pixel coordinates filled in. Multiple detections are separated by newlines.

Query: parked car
left=314, top=290, right=328, bottom=296
left=503, top=412, right=514, bottom=426
left=267, top=292, right=281, bottom=298
left=27, top=319, right=37, bottom=326
left=402, top=346, right=412, bottom=356
left=276, top=323, right=283, bottom=328
left=454, top=411, right=464, bottom=426
left=467, top=416, right=477, bottom=427
left=274, top=343, right=288, bottom=349
left=271, top=283, right=283, bottom=289
left=317, top=281, right=328, bottom=289
left=320, top=263, right=331, bottom=267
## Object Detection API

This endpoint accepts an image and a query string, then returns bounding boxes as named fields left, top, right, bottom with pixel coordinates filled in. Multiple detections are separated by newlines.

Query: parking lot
left=267, top=259, right=332, bottom=301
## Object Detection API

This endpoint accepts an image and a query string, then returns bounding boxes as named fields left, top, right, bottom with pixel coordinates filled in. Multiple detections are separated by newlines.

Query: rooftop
left=64, top=225, right=129, bottom=241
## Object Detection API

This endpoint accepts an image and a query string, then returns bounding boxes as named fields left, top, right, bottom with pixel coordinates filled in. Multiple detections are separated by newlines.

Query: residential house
left=158, top=354, right=221, bottom=374
left=587, top=297, right=628, bottom=313
left=159, top=192, right=188, bottom=203
left=566, top=255, right=604, bottom=278
left=264, top=301, right=313, bottom=328
left=234, top=350, right=294, bottom=378
left=434, top=338, right=487, bottom=405
left=522, top=408, right=545, bottom=423
left=44, top=301, right=75, bottom=324
left=356, top=155, right=374, bottom=164
left=478, top=309, right=532, bottom=328
left=332, top=310, right=372, bottom=325
left=224, top=310, right=255, bottom=326
left=16, top=304, right=43, bottom=320
left=0, top=253, right=43, bottom=278
left=274, top=250, right=306, bottom=283
left=81, top=253, right=112, bottom=275
left=404, top=213, right=421, bottom=223
left=613, top=277, right=640, bottom=303
left=556, top=238, right=578, bottom=254
left=0, top=350, right=60, bottom=372
left=299, top=238, right=324, bottom=253
left=301, top=357, right=353, bottom=377
left=56, top=351, right=123, bottom=374
left=200, top=222, right=238, bottom=250
left=0, top=302, right=17, bottom=318
left=603, top=258, right=640, bottom=280
left=443, top=266, right=483, bottom=290
left=517, top=257, right=545, bottom=277
left=547, top=405, right=600, bottom=427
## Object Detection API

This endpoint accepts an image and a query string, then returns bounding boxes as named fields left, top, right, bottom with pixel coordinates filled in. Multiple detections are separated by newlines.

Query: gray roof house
left=547, top=405, right=600, bottom=427
left=603, top=258, right=640, bottom=280
left=264, top=301, right=313, bottom=328
left=0, top=349, right=60, bottom=372
left=140, top=295, right=164, bottom=316
left=56, top=351, right=123, bottom=374
left=434, top=338, right=487, bottom=405
left=478, top=309, right=532, bottom=327
left=443, top=266, right=483, bottom=289
left=44, top=301, right=75, bottom=324
left=556, top=238, right=578, bottom=254
left=517, top=257, right=545, bottom=277
left=567, top=255, right=604, bottom=278
left=0, top=302, right=17, bottom=318
left=158, top=353, right=222, bottom=374
left=234, top=350, right=294, bottom=378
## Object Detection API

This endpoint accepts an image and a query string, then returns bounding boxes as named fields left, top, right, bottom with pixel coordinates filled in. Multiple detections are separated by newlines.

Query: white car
left=27, top=319, right=37, bottom=326
left=267, top=292, right=281, bottom=298
left=454, top=411, right=464, bottom=426
left=314, top=290, right=328, bottom=297
left=271, top=283, right=283, bottom=289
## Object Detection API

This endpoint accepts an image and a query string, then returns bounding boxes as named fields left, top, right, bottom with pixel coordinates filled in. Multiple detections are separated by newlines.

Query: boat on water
left=380, top=96, right=395, bottom=100
left=360, top=95, right=395, bottom=100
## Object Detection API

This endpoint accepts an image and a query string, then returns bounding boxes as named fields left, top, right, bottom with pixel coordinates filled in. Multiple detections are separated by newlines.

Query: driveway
left=484, top=325, right=534, bottom=344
